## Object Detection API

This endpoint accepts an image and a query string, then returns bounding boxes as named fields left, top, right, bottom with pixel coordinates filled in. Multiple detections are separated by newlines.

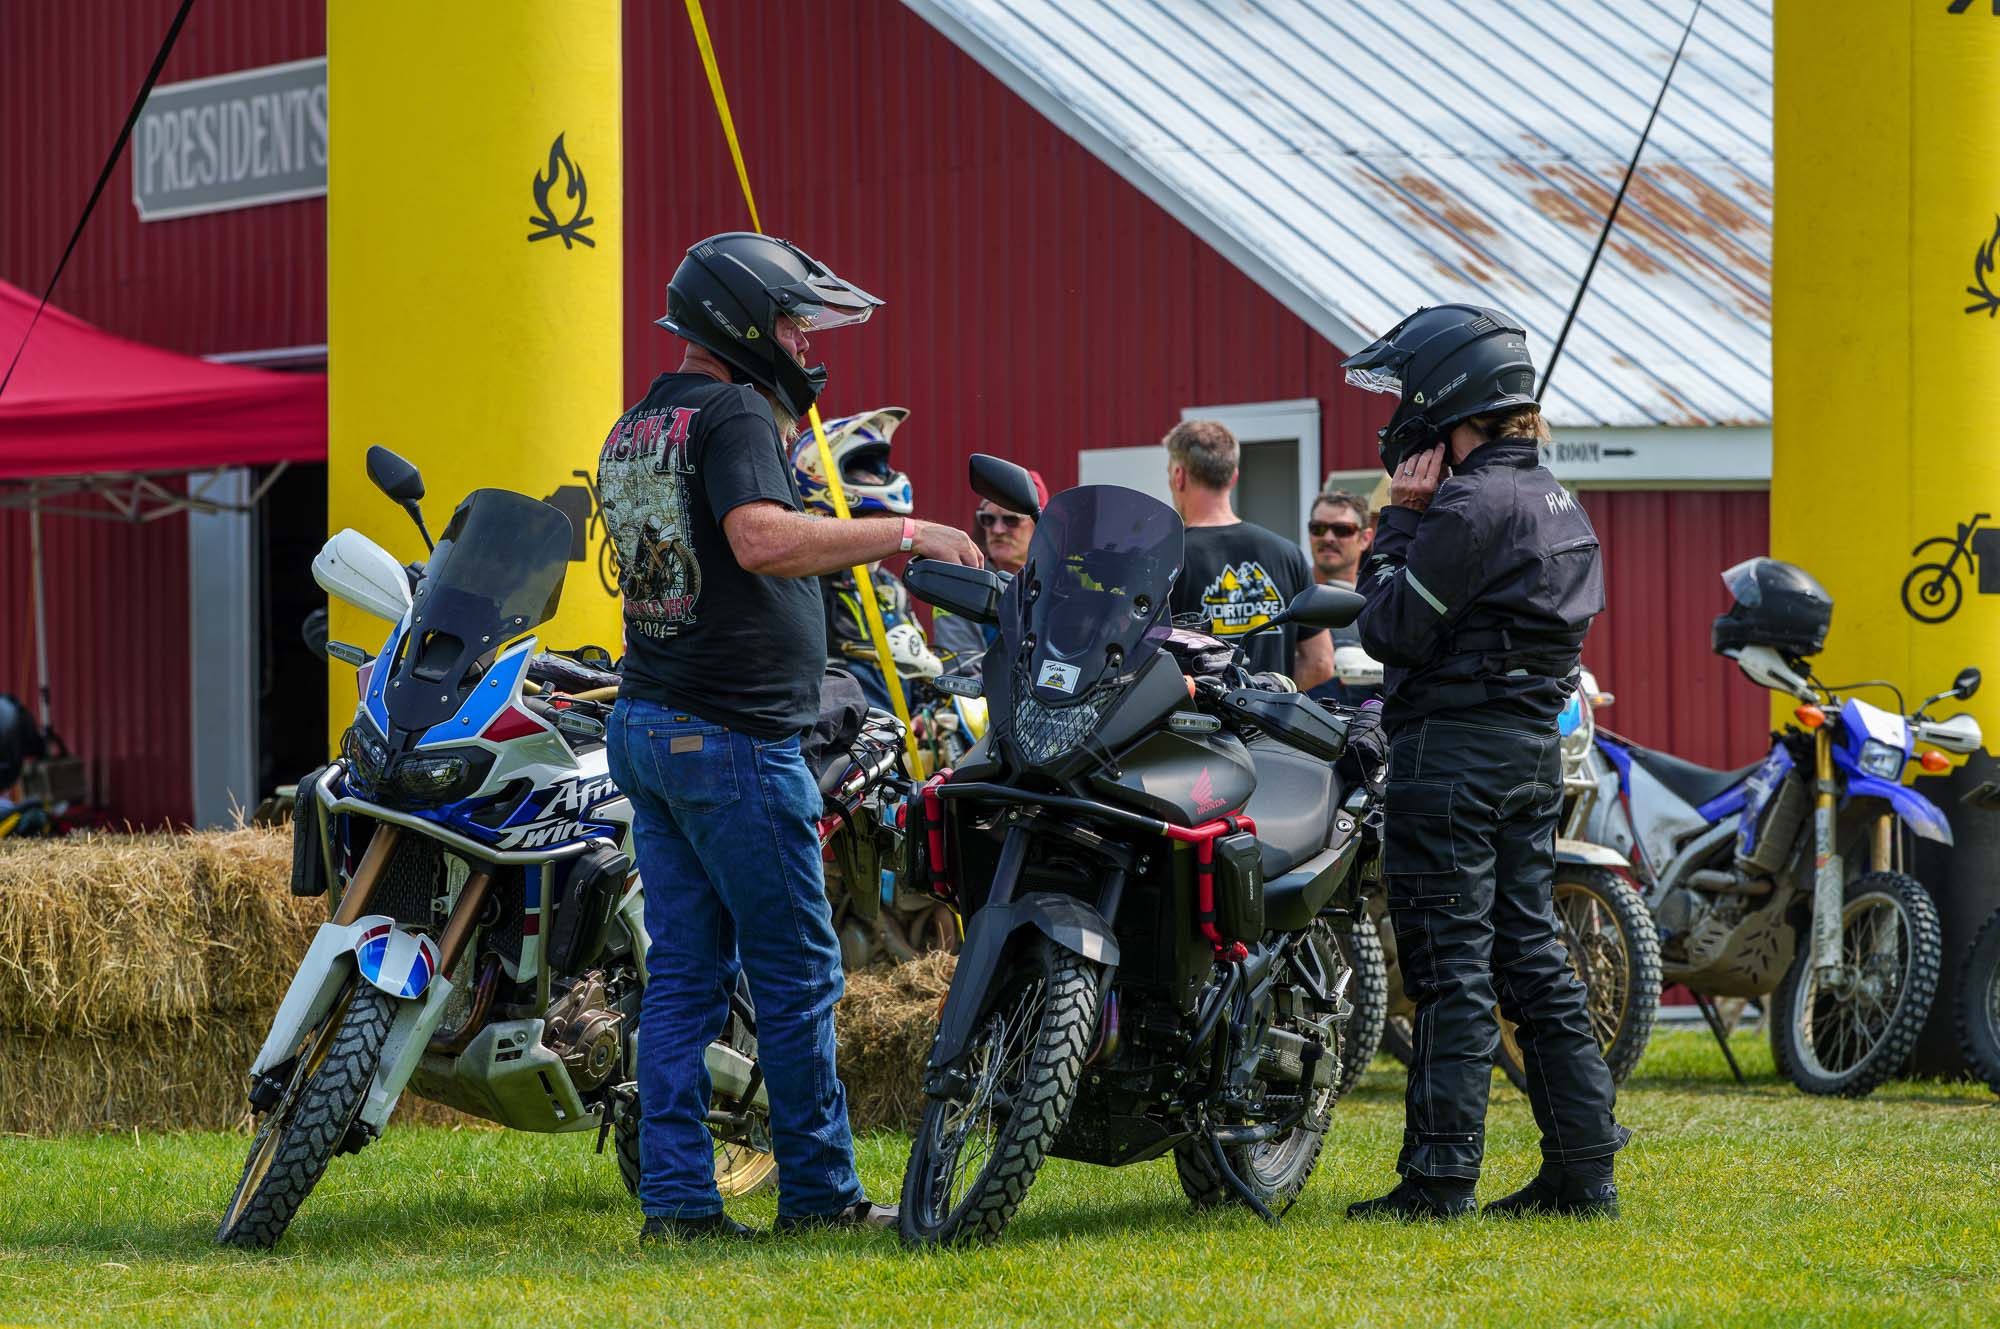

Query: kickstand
left=1692, top=991, right=1746, bottom=1084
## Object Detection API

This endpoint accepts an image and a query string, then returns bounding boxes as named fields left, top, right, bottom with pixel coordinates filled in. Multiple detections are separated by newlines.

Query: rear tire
left=1495, top=867, right=1661, bottom=1090
left=899, top=938, right=1098, bottom=1246
left=216, top=983, right=396, bottom=1250
left=1332, top=921, right=1388, bottom=1097
left=1953, top=906, right=2000, bottom=1097
left=1771, top=871, right=1941, bottom=1098
left=1175, top=921, right=1345, bottom=1213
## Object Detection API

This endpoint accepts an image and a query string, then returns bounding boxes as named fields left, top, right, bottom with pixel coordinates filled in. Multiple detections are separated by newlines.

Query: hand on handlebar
left=911, top=521, right=984, bottom=568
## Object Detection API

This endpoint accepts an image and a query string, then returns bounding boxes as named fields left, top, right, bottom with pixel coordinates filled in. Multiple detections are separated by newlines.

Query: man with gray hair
left=1163, top=419, right=1333, bottom=690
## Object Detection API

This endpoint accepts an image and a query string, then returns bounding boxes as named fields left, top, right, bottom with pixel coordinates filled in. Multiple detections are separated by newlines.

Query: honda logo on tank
left=131, top=57, right=327, bottom=221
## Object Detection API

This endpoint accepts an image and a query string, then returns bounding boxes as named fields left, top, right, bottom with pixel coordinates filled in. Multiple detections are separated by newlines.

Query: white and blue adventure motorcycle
left=219, top=448, right=902, bottom=1248
left=1564, top=577, right=1983, bottom=1096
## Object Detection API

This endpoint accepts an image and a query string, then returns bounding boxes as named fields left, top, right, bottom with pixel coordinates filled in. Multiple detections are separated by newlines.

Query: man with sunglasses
left=930, top=472, right=1046, bottom=667
left=1305, top=490, right=1379, bottom=706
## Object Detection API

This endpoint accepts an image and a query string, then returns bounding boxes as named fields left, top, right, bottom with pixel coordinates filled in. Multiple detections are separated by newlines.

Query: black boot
left=1346, top=1176, right=1478, bottom=1221
left=639, top=1211, right=756, bottom=1244
left=1483, top=1162, right=1618, bottom=1219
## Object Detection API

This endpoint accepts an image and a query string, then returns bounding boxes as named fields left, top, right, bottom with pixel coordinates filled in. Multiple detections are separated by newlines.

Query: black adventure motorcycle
left=894, top=458, right=1377, bottom=1246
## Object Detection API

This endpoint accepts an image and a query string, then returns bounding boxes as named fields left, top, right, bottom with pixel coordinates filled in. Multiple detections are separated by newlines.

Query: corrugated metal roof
left=904, top=0, right=1771, bottom=428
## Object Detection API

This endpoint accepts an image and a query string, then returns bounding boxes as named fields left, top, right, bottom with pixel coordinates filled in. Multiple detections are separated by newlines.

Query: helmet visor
left=1721, top=558, right=1763, bottom=608
left=784, top=271, right=884, bottom=331
left=1345, top=366, right=1404, bottom=397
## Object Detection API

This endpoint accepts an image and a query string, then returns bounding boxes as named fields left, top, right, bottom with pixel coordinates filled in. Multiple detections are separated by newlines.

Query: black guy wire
left=0, top=0, right=199, bottom=403
left=1538, top=0, right=1704, bottom=403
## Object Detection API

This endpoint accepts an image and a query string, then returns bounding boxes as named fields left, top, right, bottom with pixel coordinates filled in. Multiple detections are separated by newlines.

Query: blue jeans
left=606, top=698, right=865, bottom=1219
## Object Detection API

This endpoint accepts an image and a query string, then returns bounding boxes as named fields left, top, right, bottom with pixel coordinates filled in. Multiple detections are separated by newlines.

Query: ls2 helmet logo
left=527, top=132, right=595, bottom=250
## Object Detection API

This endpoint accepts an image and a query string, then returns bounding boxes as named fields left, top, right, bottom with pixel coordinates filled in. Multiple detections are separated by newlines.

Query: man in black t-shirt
left=1162, top=419, right=1333, bottom=689
left=598, top=233, right=980, bottom=1245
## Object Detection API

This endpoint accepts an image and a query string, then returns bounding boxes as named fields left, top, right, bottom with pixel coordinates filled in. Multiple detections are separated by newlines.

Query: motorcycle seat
left=1243, top=738, right=1338, bottom=879
left=1625, top=744, right=1761, bottom=809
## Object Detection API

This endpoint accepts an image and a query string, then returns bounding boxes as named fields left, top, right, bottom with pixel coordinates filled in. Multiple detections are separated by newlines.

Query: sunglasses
left=1309, top=520, right=1362, bottom=539
left=976, top=511, right=1028, bottom=530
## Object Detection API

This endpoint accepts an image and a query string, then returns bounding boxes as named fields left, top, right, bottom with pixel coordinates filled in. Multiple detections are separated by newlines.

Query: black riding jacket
left=1356, top=439, right=1603, bottom=728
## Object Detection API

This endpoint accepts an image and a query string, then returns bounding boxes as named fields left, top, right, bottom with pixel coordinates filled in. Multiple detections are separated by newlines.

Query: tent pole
left=29, top=493, right=51, bottom=730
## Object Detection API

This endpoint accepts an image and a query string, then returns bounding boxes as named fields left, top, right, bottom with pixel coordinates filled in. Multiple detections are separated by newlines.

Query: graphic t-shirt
left=1170, top=521, right=1322, bottom=678
left=596, top=373, right=824, bottom=739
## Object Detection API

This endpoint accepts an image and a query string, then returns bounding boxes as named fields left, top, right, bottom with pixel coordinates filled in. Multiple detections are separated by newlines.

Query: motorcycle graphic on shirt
left=1199, top=560, right=1286, bottom=636
left=597, top=405, right=703, bottom=635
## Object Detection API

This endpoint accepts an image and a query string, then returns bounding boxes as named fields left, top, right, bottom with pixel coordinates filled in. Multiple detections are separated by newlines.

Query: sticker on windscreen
left=1037, top=661, right=1081, bottom=694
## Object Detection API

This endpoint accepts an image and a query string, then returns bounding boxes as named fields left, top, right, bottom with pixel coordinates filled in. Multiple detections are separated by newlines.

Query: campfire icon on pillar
left=527, top=132, right=594, bottom=249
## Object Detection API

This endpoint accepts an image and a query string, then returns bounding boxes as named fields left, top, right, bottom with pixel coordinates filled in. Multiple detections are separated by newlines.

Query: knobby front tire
left=216, top=983, right=396, bottom=1250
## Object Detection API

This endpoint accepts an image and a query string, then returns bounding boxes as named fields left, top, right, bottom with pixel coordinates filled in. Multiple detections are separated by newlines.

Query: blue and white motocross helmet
left=792, top=406, right=914, bottom=517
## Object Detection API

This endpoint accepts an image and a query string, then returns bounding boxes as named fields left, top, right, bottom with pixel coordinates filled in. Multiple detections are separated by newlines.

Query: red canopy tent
left=0, top=280, right=325, bottom=807
left=0, top=278, right=324, bottom=481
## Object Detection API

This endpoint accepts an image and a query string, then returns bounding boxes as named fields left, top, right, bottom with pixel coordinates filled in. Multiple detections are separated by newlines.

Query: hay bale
left=836, top=950, right=955, bottom=1133
left=0, top=828, right=315, bottom=1035
left=0, top=1020, right=483, bottom=1136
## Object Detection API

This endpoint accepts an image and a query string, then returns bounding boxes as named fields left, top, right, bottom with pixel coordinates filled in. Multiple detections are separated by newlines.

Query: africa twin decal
left=598, top=406, right=704, bottom=637
left=1199, top=560, right=1285, bottom=637
left=498, top=773, right=619, bottom=850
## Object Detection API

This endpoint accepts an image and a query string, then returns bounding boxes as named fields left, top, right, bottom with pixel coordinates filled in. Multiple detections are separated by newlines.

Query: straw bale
left=835, top=950, right=956, bottom=1133
left=0, top=1019, right=481, bottom=1137
left=0, top=828, right=316, bottom=1035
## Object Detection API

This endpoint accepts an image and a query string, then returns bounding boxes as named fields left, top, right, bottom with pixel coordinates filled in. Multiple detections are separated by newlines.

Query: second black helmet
left=1342, top=304, right=1539, bottom=473
left=656, top=232, right=883, bottom=420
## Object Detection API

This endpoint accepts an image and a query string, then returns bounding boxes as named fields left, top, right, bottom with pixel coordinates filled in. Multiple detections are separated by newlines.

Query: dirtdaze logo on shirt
left=1199, top=561, right=1285, bottom=637
left=599, top=405, right=703, bottom=635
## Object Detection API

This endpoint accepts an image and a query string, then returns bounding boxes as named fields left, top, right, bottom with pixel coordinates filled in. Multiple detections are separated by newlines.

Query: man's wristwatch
left=900, top=517, right=917, bottom=553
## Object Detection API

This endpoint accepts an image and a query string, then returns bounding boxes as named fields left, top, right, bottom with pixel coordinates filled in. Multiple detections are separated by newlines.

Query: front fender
left=926, top=893, right=1118, bottom=1071
left=1845, top=775, right=1954, bottom=846
left=248, top=915, right=438, bottom=1080
left=1555, top=838, right=1633, bottom=871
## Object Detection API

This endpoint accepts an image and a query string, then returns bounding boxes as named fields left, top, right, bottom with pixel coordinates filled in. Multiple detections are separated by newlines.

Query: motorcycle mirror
left=1953, top=666, right=1981, bottom=700
left=904, top=558, right=1005, bottom=624
left=968, top=454, right=1042, bottom=521
left=366, top=445, right=435, bottom=551
left=1285, top=583, right=1366, bottom=631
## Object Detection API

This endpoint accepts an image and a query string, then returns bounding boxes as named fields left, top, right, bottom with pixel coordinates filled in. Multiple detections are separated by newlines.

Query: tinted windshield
left=384, top=489, right=572, bottom=733
left=1003, top=486, right=1181, bottom=702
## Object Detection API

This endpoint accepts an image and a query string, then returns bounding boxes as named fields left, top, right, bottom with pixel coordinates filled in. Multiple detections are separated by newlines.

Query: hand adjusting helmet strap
left=1341, top=304, right=1538, bottom=474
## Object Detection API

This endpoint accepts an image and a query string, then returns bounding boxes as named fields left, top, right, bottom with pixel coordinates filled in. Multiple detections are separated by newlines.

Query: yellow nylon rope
left=682, top=0, right=923, bottom=774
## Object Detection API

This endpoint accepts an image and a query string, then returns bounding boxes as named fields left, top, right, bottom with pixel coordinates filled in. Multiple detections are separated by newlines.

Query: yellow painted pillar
left=327, top=2, right=624, bottom=745
left=1774, top=1, right=2000, bottom=1069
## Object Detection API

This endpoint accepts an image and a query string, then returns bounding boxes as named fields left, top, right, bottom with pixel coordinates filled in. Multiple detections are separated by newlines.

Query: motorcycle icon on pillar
left=1902, top=512, right=1995, bottom=624
left=539, top=473, right=623, bottom=598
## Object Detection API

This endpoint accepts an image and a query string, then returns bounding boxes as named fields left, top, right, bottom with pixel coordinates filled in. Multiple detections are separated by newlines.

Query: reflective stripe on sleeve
left=1405, top=569, right=1449, bottom=616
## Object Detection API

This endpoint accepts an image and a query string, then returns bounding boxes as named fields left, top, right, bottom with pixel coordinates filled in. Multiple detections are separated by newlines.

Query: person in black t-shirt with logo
left=1162, top=419, right=1333, bottom=691
left=597, top=232, right=980, bottom=1246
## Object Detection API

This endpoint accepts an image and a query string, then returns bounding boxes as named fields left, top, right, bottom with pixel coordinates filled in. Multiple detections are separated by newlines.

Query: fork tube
left=1810, top=726, right=1844, bottom=976
left=332, top=824, right=402, bottom=925
left=435, top=871, right=495, bottom=975
left=987, top=826, right=1029, bottom=909
left=1871, top=814, right=1893, bottom=874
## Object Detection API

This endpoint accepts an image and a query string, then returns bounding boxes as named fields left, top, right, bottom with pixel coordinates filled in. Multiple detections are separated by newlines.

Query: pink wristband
left=900, top=517, right=917, bottom=553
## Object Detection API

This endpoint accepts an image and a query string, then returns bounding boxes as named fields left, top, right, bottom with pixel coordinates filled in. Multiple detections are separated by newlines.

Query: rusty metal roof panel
left=905, top=0, right=1771, bottom=427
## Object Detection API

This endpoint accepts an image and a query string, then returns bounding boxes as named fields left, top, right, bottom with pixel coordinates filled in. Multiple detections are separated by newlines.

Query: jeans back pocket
left=640, top=721, right=740, bottom=815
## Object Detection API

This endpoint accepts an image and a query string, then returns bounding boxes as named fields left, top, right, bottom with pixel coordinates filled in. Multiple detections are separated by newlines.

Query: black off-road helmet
left=1342, top=304, right=1539, bottom=473
left=0, top=694, right=44, bottom=790
left=1711, top=558, right=1833, bottom=663
left=656, top=232, right=883, bottom=419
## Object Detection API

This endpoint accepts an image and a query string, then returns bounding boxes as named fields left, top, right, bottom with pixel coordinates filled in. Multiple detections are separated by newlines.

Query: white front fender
left=248, top=915, right=437, bottom=1079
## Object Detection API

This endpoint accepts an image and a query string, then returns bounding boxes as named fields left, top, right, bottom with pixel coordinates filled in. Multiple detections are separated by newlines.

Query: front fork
left=1809, top=726, right=1844, bottom=977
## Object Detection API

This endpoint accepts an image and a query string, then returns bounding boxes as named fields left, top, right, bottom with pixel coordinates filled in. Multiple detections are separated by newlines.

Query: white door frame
left=1178, top=398, right=1321, bottom=545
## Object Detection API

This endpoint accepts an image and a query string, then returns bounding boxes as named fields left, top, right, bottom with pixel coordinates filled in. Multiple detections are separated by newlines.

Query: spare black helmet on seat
left=655, top=232, right=883, bottom=420
left=1711, top=557, right=1833, bottom=662
left=1341, top=304, right=1539, bottom=473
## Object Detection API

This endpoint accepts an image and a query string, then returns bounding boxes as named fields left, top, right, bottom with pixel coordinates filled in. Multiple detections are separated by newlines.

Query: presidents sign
left=132, top=57, right=327, bottom=221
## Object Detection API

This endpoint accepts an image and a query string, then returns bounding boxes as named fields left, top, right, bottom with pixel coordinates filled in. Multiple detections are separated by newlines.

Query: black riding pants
left=1384, top=712, right=1628, bottom=1181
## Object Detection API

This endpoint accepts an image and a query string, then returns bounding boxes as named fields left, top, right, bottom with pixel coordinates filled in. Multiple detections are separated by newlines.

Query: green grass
left=0, top=1032, right=1994, bottom=1328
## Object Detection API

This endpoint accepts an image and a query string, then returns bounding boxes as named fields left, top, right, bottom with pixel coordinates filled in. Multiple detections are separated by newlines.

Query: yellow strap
left=682, top=0, right=923, bottom=774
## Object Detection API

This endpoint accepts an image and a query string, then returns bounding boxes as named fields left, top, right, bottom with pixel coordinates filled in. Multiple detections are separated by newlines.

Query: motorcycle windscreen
left=384, top=488, right=574, bottom=734
left=1002, top=485, right=1182, bottom=704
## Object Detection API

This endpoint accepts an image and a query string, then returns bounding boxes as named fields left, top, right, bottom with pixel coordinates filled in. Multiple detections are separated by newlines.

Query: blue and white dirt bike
left=219, top=449, right=823, bottom=1248
left=1567, top=635, right=1983, bottom=1097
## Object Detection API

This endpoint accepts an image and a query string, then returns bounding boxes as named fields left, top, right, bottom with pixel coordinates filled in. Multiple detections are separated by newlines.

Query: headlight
left=382, top=748, right=496, bottom=807
left=1857, top=739, right=1906, bottom=780
left=1012, top=691, right=1110, bottom=764
left=341, top=722, right=390, bottom=794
